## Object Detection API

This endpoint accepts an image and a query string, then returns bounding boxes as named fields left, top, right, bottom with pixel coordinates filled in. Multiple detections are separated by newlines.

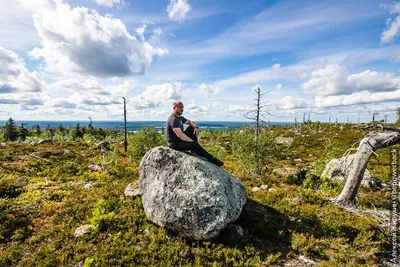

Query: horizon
left=1, top=0, right=400, bottom=122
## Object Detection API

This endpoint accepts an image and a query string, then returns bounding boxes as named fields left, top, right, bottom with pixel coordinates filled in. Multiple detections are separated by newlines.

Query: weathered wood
left=28, top=153, right=50, bottom=162
left=334, top=131, right=400, bottom=207
left=123, top=97, right=127, bottom=152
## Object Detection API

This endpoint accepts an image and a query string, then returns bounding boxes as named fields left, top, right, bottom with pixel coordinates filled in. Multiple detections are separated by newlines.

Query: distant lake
left=0, top=120, right=293, bottom=131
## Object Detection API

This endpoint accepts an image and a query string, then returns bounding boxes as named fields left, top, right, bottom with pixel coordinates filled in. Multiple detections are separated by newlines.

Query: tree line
left=1, top=118, right=109, bottom=142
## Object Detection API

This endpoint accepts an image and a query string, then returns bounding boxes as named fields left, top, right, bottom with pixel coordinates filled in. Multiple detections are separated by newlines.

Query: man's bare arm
left=172, top=128, right=194, bottom=142
left=184, top=120, right=198, bottom=128
left=184, top=120, right=199, bottom=136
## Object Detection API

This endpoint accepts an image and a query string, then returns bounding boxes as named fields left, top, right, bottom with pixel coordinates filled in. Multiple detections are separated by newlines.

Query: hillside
left=0, top=123, right=398, bottom=266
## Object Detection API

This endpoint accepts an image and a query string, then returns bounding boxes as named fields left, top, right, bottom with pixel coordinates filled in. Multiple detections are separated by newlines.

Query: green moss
left=0, top=124, right=396, bottom=266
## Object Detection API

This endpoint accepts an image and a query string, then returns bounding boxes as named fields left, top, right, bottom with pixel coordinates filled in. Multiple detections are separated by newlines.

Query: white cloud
left=128, top=82, right=183, bottom=110
left=49, top=78, right=133, bottom=106
left=275, top=83, right=283, bottom=90
left=315, top=89, right=400, bottom=107
left=381, top=3, right=400, bottom=45
left=22, top=0, right=168, bottom=77
left=185, top=103, right=211, bottom=115
left=51, top=78, right=132, bottom=96
left=225, top=105, right=252, bottom=113
left=90, top=0, right=124, bottom=8
left=154, top=28, right=162, bottom=35
left=0, top=92, right=45, bottom=106
left=0, top=47, right=44, bottom=94
left=167, top=0, right=191, bottom=21
left=272, top=63, right=281, bottom=69
left=135, top=24, right=147, bottom=41
left=279, top=96, right=307, bottom=109
left=302, top=64, right=400, bottom=96
left=198, top=83, right=221, bottom=97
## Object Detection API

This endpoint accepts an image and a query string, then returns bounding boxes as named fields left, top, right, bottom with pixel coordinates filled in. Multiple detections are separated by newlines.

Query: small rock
left=80, top=153, right=86, bottom=157
left=124, top=182, right=142, bottom=197
left=84, top=183, right=93, bottom=189
left=220, top=224, right=244, bottom=243
left=227, top=224, right=244, bottom=237
left=252, top=187, right=261, bottom=192
left=298, top=255, right=316, bottom=265
left=272, top=167, right=297, bottom=177
left=74, top=224, right=96, bottom=238
left=88, top=164, right=102, bottom=172
left=30, top=141, right=36, bottom=146
left=0, top=143, right=6, bottom=147
left=64, top=149, right=74, bottom=155
left=275, top=136, right=294, bottom=145
left=268, top=188, right=276, bottom=192
left=143, top=228, right=150, bottom=236
left=38, top=139, right=52, bottom=145
left=260, top=184, right=268, bottom=190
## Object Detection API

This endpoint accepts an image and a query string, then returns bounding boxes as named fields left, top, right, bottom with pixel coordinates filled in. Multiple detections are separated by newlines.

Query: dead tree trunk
left=334, top=128, right=400, bottom=207
left=244, top=86, right=270, bottom=176
left=122, top=97, right=127, bottom=153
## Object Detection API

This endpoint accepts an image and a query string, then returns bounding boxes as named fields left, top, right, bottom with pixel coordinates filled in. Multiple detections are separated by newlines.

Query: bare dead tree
left=243, top=86, right=272, bottom=175
left=333, top=125, right=400, bottom=207
left=122, top=97, right=127, bottom=152
left=372, top=111, right=379, bottom=123
left=88, top=117, right=95, bottom=137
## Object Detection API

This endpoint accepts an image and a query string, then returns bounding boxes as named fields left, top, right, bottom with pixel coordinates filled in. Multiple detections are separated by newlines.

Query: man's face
left=174, top=104, right=184, bottom=115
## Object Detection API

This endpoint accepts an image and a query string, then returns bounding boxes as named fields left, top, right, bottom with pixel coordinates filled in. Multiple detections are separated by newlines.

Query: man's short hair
left=172, top=101, right=183, bottom=108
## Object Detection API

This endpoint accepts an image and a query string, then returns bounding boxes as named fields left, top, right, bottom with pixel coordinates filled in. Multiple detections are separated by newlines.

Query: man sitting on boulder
left=166, top=101, right=224, bottom=167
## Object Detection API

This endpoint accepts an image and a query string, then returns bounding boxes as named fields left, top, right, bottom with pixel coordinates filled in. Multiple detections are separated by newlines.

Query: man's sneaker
left=213, top=157, right=224, bottom=167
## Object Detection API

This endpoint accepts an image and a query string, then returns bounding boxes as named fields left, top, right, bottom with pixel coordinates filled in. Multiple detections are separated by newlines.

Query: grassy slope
left=0, top=123, right=398, bottom=266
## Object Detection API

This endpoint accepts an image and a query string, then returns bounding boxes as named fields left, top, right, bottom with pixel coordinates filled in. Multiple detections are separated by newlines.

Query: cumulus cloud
left=51, top=78, right=132, bottom=96
left=0, top=93, right=45, bottom=106
left=302, top=64, right=400, bottom=96
left=129, top=82, right=183, bottom=110
left=167, top=0, right=191, bottom=21
left=315, top=89, right=400, bottom=107
left=381, top=2, right=400, bottom=45
left=225, top=105, right=252, bottom=113
left=22, top=0, right=168, bottom=77
left=0, top=98, right=19, bottom=104
left=50, top=99, right=77, bottom=109
left=49, top=78, right=133, bottom=106
left=185, top=103, right=211, bottom=115
left=90, top=0, right=124, bottom=8
left=0, top=47, right=43, bottom=93
left=198, top=83, right=221, bottom=97
left=279, top=96, right=307, bottom=109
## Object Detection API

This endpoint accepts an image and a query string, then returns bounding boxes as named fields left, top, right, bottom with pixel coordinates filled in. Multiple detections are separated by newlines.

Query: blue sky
left=1, top=0, right=400, bottom=122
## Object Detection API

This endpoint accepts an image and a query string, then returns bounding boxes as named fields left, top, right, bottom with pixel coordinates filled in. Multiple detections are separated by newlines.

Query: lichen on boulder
left=322, top=154, right=380, bottom=188
left=138, top=146, right=247, bottom=240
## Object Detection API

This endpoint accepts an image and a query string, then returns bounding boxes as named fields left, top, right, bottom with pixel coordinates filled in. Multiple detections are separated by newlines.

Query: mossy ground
left=0, top=123, right=398, bottom=266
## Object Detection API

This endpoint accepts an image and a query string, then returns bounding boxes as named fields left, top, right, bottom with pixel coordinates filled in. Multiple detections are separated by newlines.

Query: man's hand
left=193, top=127, right=199, bottom=136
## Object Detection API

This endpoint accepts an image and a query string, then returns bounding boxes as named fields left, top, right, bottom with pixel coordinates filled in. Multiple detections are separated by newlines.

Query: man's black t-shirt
left=166, top=113, right=187, bottom=147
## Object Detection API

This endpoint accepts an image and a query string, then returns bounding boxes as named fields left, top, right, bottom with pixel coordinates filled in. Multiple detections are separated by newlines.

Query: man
left=166, top=101, right=224, bottom=167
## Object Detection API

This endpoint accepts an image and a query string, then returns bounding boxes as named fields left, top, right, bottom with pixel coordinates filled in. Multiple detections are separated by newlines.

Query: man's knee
left=184, top=125, right=194, bottom=135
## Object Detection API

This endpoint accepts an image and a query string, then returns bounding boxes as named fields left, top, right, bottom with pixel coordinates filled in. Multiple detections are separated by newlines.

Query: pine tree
left=34, top=124, right=41, bottom=137
left=58, top=123, right=64, bottom=134
left=4, top=118, right=18, bottom=141
left=72, top=123, right=84, bottom=139
left=18, top=123, right=29, bottom=141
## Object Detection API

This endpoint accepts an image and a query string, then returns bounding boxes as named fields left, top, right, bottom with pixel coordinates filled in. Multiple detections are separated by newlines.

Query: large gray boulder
left=322, top=154, right=380, bottom=188
left=139, top=146, right=247, bottom=240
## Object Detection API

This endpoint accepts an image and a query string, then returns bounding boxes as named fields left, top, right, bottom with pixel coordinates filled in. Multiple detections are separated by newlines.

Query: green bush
left=128, top=127, right=166, bottom=157
left=231, top=126, right=278, bottom=175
